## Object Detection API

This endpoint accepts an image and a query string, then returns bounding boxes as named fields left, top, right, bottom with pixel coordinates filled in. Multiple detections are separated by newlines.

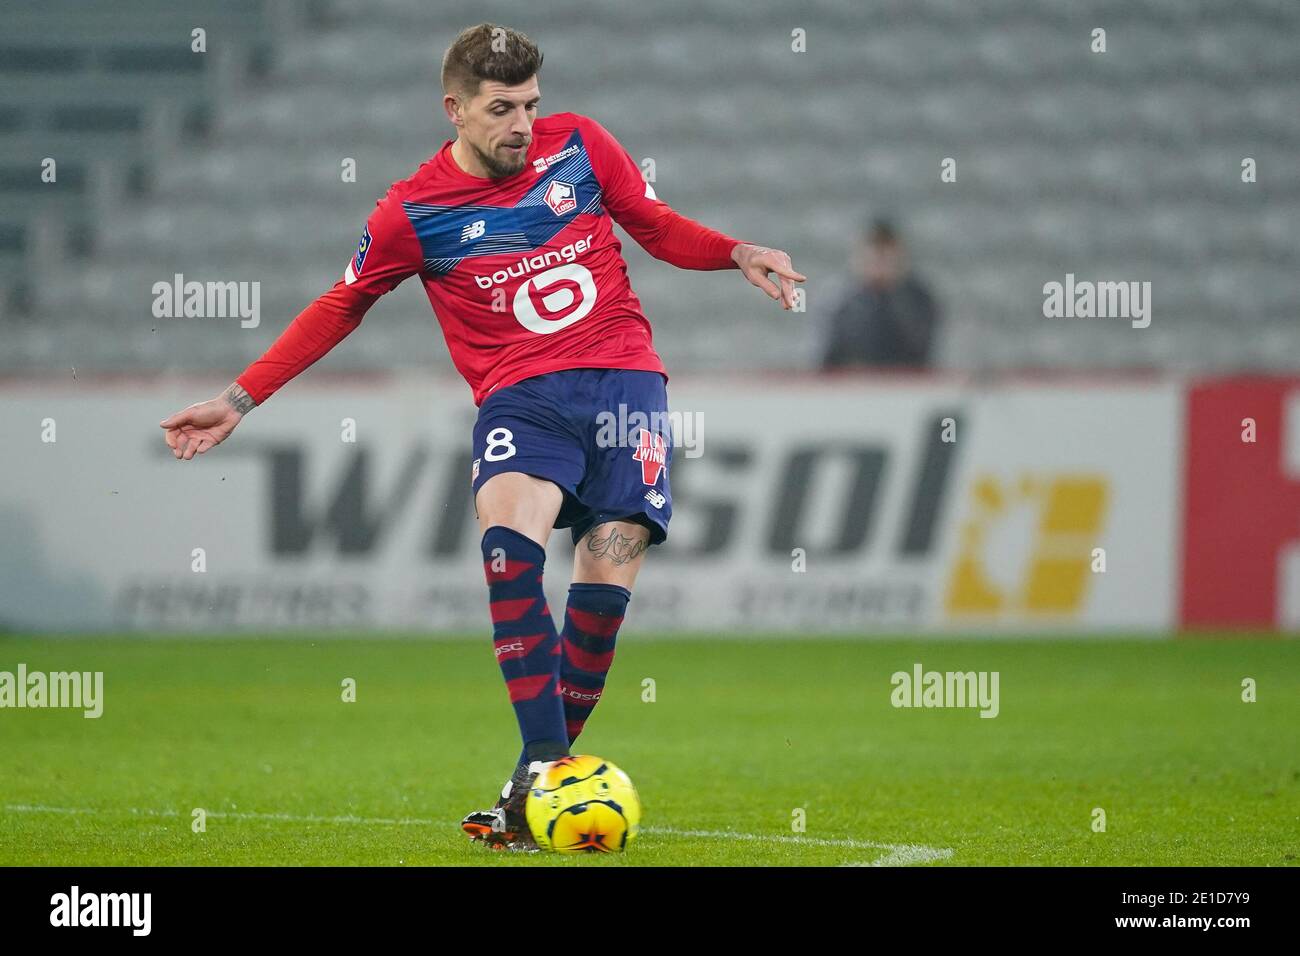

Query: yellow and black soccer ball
left=525, top=755, right=641, bottom=853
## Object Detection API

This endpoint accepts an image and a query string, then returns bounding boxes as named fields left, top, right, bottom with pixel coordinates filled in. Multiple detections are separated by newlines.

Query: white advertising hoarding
left=0, top=374, right=1181, bottom=634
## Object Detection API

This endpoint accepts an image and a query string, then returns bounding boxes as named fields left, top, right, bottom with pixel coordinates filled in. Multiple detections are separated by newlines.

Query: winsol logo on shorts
left=632, top=428, right=668, bottom=485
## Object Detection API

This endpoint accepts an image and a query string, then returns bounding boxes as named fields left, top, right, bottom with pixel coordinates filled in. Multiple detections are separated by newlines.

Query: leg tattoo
left=581, top=524, right=648, bottom=567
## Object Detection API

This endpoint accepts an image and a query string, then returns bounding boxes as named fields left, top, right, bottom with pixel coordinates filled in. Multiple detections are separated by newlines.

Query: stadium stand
left=3, top=0, right=1297, bottom=375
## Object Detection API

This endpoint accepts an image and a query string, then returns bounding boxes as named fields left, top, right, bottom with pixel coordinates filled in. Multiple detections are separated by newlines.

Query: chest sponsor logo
left=532, top=144, right=579, bottom=172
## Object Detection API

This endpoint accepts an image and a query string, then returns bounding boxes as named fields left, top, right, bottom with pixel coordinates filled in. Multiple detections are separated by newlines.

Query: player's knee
left=475, top=472, right=562, bottom=544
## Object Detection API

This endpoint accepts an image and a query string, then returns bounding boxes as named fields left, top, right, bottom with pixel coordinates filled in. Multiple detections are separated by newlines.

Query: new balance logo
left=460, top=220, right=486, bottom=242
left=644, top=489, right=666, bottom=509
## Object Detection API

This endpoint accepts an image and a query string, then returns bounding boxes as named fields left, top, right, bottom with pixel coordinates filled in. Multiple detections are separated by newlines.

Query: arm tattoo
left=583, top=525, right=648, bottom=566
left=222, top=382, right=256, bottom=415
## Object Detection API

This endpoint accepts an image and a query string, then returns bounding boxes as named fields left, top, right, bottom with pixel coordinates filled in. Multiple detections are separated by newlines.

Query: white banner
left=0, top=374, right=1181, bottom=634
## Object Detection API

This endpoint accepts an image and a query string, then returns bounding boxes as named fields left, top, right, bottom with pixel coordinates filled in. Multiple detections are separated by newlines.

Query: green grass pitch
left=1, top=636, right=1296, bottom=866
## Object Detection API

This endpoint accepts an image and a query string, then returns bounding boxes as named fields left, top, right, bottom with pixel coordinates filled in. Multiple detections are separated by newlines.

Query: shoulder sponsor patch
left=353, top=226, right=372, bottom=275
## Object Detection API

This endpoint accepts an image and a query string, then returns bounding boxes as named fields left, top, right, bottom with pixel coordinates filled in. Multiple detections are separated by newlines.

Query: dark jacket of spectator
left=821, top=276, right=938, bottom=369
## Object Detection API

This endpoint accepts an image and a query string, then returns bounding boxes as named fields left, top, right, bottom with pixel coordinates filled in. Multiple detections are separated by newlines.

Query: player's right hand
left=159, top=394, right=245, bottom=460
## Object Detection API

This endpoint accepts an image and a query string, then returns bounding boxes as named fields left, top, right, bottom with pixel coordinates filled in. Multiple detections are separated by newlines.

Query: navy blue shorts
left=471, top=368, right=674, bottom=545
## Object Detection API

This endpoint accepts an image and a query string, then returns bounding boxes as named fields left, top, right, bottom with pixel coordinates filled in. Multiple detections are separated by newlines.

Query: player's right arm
left=577, top=113, right=805, bottom=309
left=159, top=191, right=422, bottom=460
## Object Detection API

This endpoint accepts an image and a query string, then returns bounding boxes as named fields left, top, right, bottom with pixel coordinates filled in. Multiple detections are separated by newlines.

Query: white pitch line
left=3, top=804, right=438, bottom=827
left=640, top=825, right=953, bottom=866
left=3, top=805, right=952, bottom=866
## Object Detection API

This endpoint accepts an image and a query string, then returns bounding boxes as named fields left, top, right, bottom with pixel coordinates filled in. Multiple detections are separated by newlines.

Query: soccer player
left=159, top=23, right=804, bottom=850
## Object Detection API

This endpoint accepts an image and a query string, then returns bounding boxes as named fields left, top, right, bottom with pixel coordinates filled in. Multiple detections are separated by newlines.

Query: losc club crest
left=544, top=180, right=577, bottom=215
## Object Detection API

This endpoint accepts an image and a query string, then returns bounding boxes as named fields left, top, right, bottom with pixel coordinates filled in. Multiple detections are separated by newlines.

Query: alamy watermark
left=151, top=273, right=260, bottom=327
left=50, top=886, right=150, bottom=935
left=595, top=404, right=704, bottom=458
left=1042, top=273, right=1151, bottom=328
left=890, top=662, right=999, bottom=718
left=0, top=664, right=103, bottom=718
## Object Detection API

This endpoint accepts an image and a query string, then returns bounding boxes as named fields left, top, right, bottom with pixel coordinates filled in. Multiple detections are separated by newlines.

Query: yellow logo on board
left=945, top=474, right=1109, bottom=617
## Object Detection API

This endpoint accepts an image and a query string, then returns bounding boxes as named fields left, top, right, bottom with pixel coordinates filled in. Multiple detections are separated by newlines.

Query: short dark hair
left=864, top=217, right=899, bottom=245
left=441, top=23, right=543, bottom=101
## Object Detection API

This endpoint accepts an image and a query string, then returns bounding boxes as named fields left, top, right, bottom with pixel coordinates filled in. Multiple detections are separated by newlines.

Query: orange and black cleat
left=461, top=760, right=547, bottom=852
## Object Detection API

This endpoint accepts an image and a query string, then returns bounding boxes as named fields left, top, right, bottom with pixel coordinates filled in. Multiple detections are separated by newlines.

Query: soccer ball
left=525, top=755, right=641, bottom=853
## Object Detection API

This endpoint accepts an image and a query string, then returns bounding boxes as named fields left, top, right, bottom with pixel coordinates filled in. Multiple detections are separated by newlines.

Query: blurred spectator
left=820, top=219, right=940, bottom=370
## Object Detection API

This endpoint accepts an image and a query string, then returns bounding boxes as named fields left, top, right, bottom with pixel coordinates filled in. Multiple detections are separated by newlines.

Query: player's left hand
left=731, top=243, right=806, bottom=311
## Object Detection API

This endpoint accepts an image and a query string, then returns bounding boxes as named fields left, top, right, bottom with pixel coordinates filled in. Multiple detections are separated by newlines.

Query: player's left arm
left=581, top=115, right=805, bottom=310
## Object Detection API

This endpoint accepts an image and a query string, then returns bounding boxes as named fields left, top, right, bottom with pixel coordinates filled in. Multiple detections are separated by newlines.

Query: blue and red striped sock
left=481, top=526, right=568, bottom=763
left=558, top=583, right=631, bottom=746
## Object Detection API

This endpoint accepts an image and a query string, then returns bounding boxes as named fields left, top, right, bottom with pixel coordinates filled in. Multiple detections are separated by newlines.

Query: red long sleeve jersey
left=235, top=111, right=745, bottom=407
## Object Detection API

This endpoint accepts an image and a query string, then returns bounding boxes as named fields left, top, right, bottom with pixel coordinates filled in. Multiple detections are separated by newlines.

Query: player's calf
left=559, top=582, right=630, bottom=744
left=480, top=525, right=570, bottom=764
left=557, top=519, right=648, bottom=744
